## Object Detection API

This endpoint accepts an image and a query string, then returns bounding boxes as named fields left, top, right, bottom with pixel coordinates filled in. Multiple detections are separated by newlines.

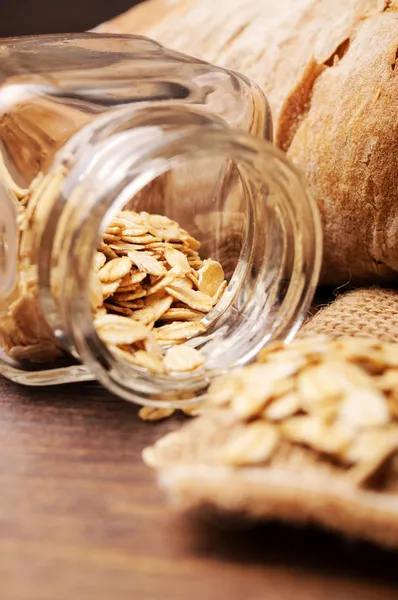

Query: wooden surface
left=0, top=378, right=398, bottom=600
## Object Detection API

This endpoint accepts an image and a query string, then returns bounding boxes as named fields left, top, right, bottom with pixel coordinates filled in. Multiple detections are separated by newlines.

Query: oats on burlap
left=141, top=336, right=398, bottom=549
left=200, top=336, right=398, bottom=482
left=220, top=421, right=280, bottom=467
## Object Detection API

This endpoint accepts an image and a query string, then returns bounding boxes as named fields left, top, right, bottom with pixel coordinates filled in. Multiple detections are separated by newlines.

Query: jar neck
left=36, top=105, right=322, bottom=406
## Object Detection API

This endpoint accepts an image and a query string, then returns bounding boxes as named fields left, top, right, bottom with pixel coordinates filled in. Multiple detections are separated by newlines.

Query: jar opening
left=39, top=106, right=321, bottom=406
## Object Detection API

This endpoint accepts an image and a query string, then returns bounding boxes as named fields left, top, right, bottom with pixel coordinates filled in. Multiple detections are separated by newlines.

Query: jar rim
left=39, top=105, right=322, bottom=407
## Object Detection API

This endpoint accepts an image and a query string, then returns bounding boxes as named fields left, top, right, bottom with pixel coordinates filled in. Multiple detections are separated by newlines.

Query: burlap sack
left=302, top=287, right=398, bottom=342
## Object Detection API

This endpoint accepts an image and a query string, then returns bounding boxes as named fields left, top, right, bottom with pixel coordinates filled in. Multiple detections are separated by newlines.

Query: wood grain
left=0, top=377, right=397, bottom=600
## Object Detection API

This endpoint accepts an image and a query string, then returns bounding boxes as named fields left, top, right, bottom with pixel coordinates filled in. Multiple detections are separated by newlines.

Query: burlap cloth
left=302, top=287, right=398, bottom=342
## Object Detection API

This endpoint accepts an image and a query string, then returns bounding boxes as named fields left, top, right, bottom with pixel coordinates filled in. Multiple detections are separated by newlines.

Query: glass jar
left=0, top=33, right=322, bottom=408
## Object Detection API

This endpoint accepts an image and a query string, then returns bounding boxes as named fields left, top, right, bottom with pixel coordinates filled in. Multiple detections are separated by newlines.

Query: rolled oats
left=103, top=303, right=133, bottom=316
left=163, top=345, right=205, bottom=372
left=153, top=321, right=206, bottom=342
left=129, top=350, right=166, bottom=374
left=113, top=287, right=147, bottom=302
left=90, top=209, right=226, bottom=392
left=98, top=256, right=132, bottom=282
left=109, top=242, right=146, bottom=253
left=101, top=280, right=122, bottom=300
left=263, top=392, right=301, bottom=421
left=146, top=265, right=182, bottom=296
left=139, top=337, right=398, bottom=552
left=338, top=387, right=390, bottom=429
left=211, top=280, right=228, bottom=305
left=164, top=285, right=214, bottom=312
left=281, top=415, right=354, bottom=458
left=143, top=332, right=163, bottom=359
left=196, top=337, right=398, bottom=488
left=138, top=406, right=176, bottom=421
left=119, top=270, right=148, bottom=287
left=197, top=260, right=225, bottom=297
left=220, top=421, right=279, bottom=467
left=94, top=252, right=106, bottom=272
left=160, top=308, right=204, bottom=322
left=144, top=292, right=174, bottom=320
left=99, top=242, right=118, bottom=260
left=128, top=250, right=167, bottom=277
left=94, top=314, right=149, bottom=346
left=164, top=247, right=191, bottom=274
left=169, top=276, right=194, bottom=291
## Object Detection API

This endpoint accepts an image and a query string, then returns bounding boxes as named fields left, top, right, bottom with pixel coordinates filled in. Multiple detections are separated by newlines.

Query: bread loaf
left=98, top=0, right=398, bottom=285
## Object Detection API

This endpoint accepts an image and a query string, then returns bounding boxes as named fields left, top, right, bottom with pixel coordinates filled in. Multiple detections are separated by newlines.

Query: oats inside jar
left=92, top=209, right=227, bottom=375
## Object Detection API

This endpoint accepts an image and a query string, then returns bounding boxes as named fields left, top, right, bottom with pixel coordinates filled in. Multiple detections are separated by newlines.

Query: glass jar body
left=0, top=33, right=322, bottom=406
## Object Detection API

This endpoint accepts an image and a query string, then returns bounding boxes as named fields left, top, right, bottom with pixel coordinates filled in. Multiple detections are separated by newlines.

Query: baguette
left=99, top=0, right=398, bottom=284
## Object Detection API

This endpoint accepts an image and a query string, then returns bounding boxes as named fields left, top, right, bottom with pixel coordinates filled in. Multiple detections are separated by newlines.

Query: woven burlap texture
left=301, top=287, right=398, bottom=342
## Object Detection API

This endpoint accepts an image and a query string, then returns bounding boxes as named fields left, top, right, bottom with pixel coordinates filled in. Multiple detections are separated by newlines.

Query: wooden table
left=1, top=377, right=398, bottom=600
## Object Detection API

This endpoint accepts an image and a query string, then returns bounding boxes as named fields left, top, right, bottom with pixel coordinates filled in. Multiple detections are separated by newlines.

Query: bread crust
left=286, top=10, right=398, bottom=283
left=99, top=0, right=398, bottom=284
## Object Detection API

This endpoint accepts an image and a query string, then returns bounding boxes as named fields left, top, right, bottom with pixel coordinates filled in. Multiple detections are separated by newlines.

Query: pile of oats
left=0, top=170, right=65, bottom=364
left=141, top=338, right=398, bottom=549
left=204, top=336, right=398, bottom=487
left=91, top=210, right=226, bottom=384
left=144, top=336, right=398, bottom=487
